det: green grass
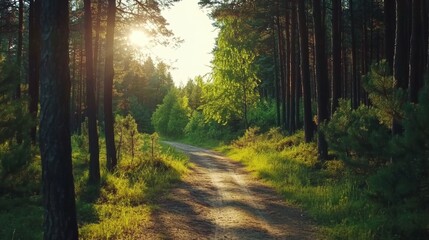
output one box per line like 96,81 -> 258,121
0,134 -> 189,239
222,128 -> 385,239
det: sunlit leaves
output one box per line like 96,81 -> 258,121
201,17 -> 260,126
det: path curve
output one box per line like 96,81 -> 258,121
139,142 -> 320,239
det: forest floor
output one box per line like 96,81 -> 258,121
137,142 -> 320,239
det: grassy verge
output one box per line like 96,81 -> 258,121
222,128 -> 384,239
0,134 -> 189,239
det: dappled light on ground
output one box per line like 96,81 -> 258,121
138,142 -> 318,239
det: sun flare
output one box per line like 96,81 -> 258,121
128,30 -> 148,48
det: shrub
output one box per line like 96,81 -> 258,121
366,84 -> 429,239
151,91 -> 189,138
321,100 -> 391,172
184,111 -> 234,142
247,100 -> 277,131
115,114 -> 143,161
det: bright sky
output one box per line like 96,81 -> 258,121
129,0 -> 218,86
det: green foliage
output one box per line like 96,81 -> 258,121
151,90 -> 189,138
363,60 -> 407,126
247,100 -> 277,131
0,196 -> 43,240
0,151 -> 42,240
0,57 -> 33,177
1,119 -> 189,240
321,100 -> 391,171
114,57 -> 174,132
322,62 -> 429,238
201,17 -> 260,127
115,114 -> 143,161
77,142 -> 189,239
365,84 -> 429,239
129,96 -> 153,133
184,111 -> 234,143
181,77 -> 203,111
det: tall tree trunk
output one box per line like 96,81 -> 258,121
298,0 -> 314,142
71,44 -> 77,133
392,0 -> 410,134
28,0 -> 41,144
384,0 -> 396,70
273,22 -> 281,126
295,44 -> 302,129
277,17 -> 287,130
349,0 -> 359,109
342,31 -> 349,99
104,0 -> 117,171
332,0 -> 342,112
409,0 -> 424,103
285,11 -> 291,131
15,0 -> 23,99
84,0 -> 100,184
94,0 -> 102,118
394,0 -> 410,90
289,3 -> 297,133
422,0 -> 428,72
312,0 -> 329,161
40,0 -> 79,238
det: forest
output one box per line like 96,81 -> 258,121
0,0 -> 428,239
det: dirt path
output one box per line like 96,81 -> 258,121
139,142 -> 320,240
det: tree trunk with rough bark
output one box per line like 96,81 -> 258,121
40,0 -> 79,238
298,0 -> 314,143
104,0 -> 117,171
28,0 -> 41,144
332,0 -> 342,112
84,0 -> 100,184
312,0 -> 330,161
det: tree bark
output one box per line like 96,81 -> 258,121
409,0 -> 424,103
40,0 -> 79,238
332,0 -> 342,112
15,0 -> 23,99
84,0 -> 100,184
349,0 -> 359,109
104,0 -> 118,171
94,0 -> 102,118
277,16 -> 287,130
394,0 -> 410,90
273,22 -> 281,126
28,0 -> 41,144
392,0 -> 410,134
289,2 -> 297,133
384,0 -> 395,70
285,11 -> 291,131
297,0 -> 314,142
312,0 -> 329,161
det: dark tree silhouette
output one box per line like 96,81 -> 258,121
104,0 -> 118,171
289,1 -> 297,134
84,0 -> 100,184
408,0 -> 424,103
39,0 -> 78,238
312,0 -> 329,161
15,0 -> 23,99
331,0 -> 341,112
28,0 -> 40,144
384,0 -> 395,70
297,0 -> 314,143
392,0 -> 410,135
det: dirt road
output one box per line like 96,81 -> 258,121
139,142 -> 319,239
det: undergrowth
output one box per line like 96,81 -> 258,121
224,127 -> 398,240
0,132 -> 189,239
